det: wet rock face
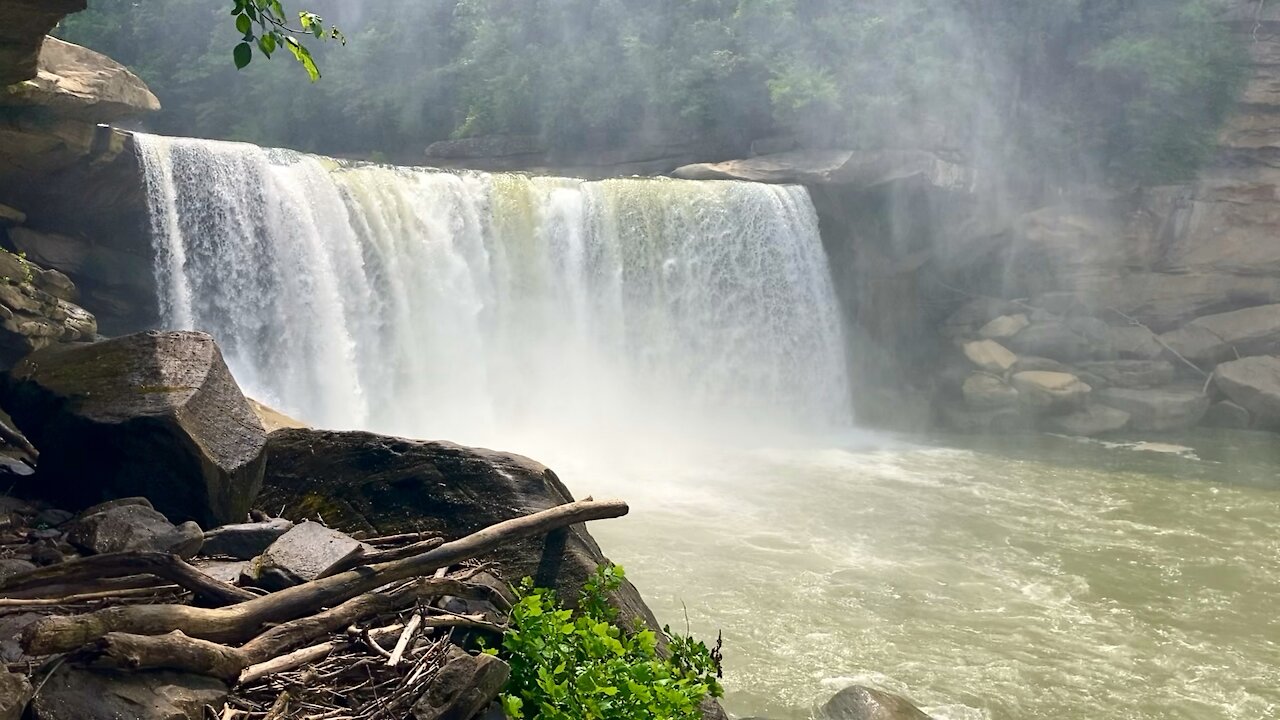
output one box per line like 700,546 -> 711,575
259,428 -> 661,629
0,331 -> 268,525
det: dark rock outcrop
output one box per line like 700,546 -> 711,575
819,685 -> 933,720
65,497 -> 203,558
201,517 -> 293,560
0,331 -> 268,525
27,666 -> 227,720
411,647 -> 511,720
259,428 -> 662,630
0,0 -> 86,86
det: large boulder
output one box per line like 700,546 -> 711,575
978,314 -> 1029,340
258,429 -> 661,630
2,38 -> 159,121
1160,304 -> 1280,367
1075,360 -> 1175,389
1006,321 -> 1095,362
1203,400 -> 1252,429
1097,387 -> 1209,431
962,373 -> 1019,408
1212,356 -> 1280,428
1011,371 -> 1091,413
0,331 -> 267,525
1159,324 -> 1230,366
1042,404 -> 1131,436
26,666 -> 226,720
819,685 -> 933,720
1107,325 -> 1164,360
242,521 -> 366,591
962,340 -> 1017,373
65,498 -> 203,558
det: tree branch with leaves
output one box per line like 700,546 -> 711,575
230,0 -> 344,81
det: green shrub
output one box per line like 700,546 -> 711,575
486,563 -> 723,720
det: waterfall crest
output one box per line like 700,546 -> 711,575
134,133 -> 851,444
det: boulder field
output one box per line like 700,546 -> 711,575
935,296 -> 1280,436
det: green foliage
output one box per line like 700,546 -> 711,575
488,564 -> 723,720
228,0 -> 344,81
56,0 -> 1247,186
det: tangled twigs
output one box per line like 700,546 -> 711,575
23,498 -> 628,655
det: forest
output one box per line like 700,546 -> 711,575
59,0 -> 1245,186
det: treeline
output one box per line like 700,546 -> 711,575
59,0 -> 1245,184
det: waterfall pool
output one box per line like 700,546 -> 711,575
528,428 -> 1280,720
131,132 -> 1280,720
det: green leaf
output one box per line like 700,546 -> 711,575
285,37 -> 321,81
233,42 -> 253,69
235,13 -> 252,36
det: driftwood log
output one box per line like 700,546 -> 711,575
73,576 -> 497,681
24,498 -> 628,655
0,552 -> 256,605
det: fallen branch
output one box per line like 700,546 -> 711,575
0,552 -> 255,606
73,577 -> 499,680
30,499 -> 624,656
1107,307 -> 1208,378
0,417 -> 38,464
385,613 -> 421,668
239,641 -> 338,685
0,585 -> 182,608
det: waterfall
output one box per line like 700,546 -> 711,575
133,133 -> 851,445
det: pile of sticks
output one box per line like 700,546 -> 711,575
0,499 -> 630,720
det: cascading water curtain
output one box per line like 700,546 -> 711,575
134,133 -> 852,444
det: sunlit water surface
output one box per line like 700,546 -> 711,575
522,429 -> 1280,720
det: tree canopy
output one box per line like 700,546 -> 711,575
58,0 -> 1245,187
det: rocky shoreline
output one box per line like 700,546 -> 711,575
935,295 -> 1280,436
0,330 -> 712,720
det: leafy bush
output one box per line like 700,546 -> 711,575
487,564 -> 723,720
